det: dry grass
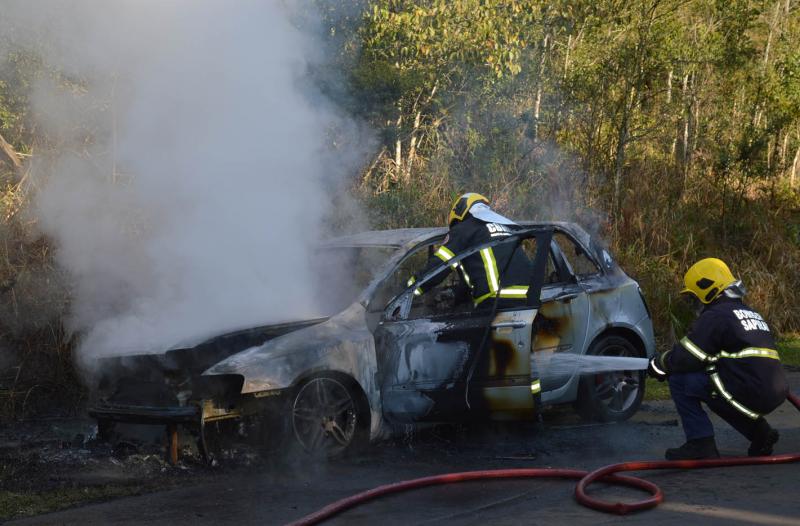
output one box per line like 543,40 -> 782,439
0,166 -> 79,422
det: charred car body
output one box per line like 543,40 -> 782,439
90,223 -> 655,458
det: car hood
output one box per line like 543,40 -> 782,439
203,302 -> 373,392
93,316 -> 330,387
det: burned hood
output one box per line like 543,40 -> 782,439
94,316 -> 329,385
203,302 -> 374,393
163,316 -> 328,354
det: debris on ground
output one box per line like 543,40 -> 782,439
0,417 -> 254,521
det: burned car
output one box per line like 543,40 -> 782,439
90,223 -> 655,459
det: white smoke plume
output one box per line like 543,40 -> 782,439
1,2 -> 368,368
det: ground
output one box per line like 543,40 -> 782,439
2,369 -> 799,526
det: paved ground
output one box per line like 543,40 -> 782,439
8,378 -> 800,526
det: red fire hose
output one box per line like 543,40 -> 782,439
286,392 -> 800,526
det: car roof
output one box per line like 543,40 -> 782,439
322,221 -> 591,250
320,228 -> 447,249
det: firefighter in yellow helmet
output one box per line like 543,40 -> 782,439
407,193 -> 533,309
647,258 -> 788,459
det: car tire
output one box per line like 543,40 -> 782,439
576,335 -> 645,422
289,374 -> 370,457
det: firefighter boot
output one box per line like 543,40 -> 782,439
748,418 -> 779,457
665,437 -> 720,460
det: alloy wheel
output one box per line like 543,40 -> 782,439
291,377 -> 359,456
594,342 -> 642,415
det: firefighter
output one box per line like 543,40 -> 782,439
408,192 -> 533,309
647,258 -> 788,460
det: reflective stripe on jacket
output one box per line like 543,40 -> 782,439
413,216 -> 533,305
663,297 -> 788,418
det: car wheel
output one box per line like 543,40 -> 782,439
290,375 -> 369,457
577,335 -> 645,422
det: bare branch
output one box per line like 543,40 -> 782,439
0,132 -> 22,171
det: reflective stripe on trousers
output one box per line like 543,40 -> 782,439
681,337 -> 777,419
707,367 -> 761,420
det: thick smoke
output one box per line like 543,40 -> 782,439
2,2 -> 367,367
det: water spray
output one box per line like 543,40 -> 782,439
542,354 -> 649,377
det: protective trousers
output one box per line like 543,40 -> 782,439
668,371 -> 761,441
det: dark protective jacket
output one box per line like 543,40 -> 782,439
412,215 -> 533,306
663,296 -> 788,418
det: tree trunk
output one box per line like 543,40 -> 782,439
767,137 -> 773,171
394,113 -> 403,180
613,120 -> 628,217
668,69 -> 678,158
405,110 -> 422,182
678,73 -> 690,171
404,83 -> 437,183
666,69 -> 673,104
613,87 -> 635,217
781,131 -> 789,173
763,23 -> 773,69
532,34 -> 550,142
0,132 -> 22,171
362,146 -> 387,186
689,78 -> 699,176
551,33 -> 573,135
792,142 -> 800,187
763,2 -> 783,70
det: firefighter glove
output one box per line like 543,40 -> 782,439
647,356 -> 669,382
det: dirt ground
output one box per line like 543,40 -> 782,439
4,372 -> 800,526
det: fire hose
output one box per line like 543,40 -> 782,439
286,391 -> 800,525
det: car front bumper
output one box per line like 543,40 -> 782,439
89,402 -> 201,425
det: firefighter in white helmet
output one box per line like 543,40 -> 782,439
648,258 -> 788,459
407,192 -> 533,309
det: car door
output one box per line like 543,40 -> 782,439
373,228 -> 552,423
531,231 -> 593,402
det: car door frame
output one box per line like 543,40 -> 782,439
373,227 -> 553,423
533,230 -> 594,403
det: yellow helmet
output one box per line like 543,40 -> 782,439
681,258 -> 737,304
448,192 -> 489,226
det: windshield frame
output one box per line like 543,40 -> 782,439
381,227 -> 554,321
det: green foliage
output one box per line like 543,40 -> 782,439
362,0 -> 538,81
777,336 -> 800,367
345,0 -> 800,336
351,0 -> 547,190
644,377 -> 671,401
